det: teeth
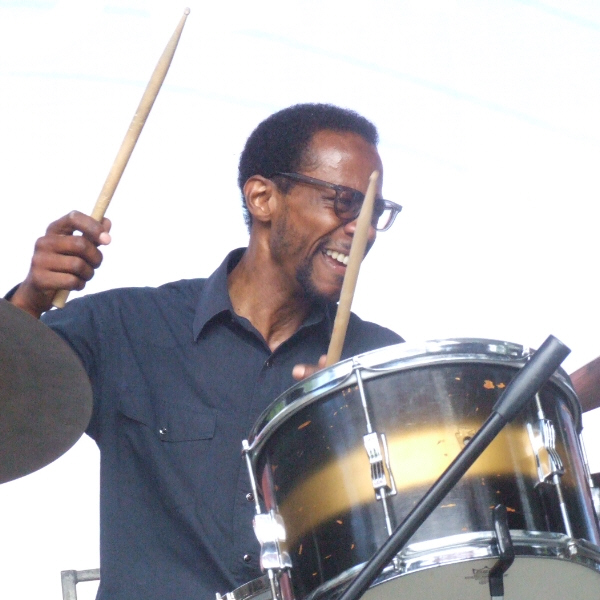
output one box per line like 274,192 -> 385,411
325,249 -> 348,265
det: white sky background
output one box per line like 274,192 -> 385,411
1,0 -> 600,598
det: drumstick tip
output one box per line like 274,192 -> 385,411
184,7 -> 190,15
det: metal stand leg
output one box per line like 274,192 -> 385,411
488,505 -> 515,600
60,568 -> 100,600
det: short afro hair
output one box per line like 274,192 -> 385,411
238,103 -> 379,229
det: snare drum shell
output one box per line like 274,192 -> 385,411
248,340 -> 600,600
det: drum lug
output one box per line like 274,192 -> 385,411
363,432 -> 397,500
527,418 -> 565,484
527,414 -> 574,538
253,510 -> 292,571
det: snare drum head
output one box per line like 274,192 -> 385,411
247,340 -> 600,600
364,555 -> 600,600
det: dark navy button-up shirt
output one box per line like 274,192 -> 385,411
42,249 -> 402,600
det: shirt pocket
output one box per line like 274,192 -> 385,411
159,400 -> 216,442
118,393 -> 216,438
116,392 -> 217,510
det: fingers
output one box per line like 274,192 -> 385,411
10,211 -> 112,318
37,227 -> 105,270
31,240 -> 98,287
292,354 -> 327,381
46,211 -> 112,245
38,212 -> 111,279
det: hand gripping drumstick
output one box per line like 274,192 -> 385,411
52,8 -> 191,308
325,171 -> 379,366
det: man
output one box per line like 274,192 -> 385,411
10,104 -> 403,599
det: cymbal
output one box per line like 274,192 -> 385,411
571,356 -> 600,413
0,300 -> 92,484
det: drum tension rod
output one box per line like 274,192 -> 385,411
355,362 -> 397,500
488,504 -> 515,600
354,362 -> 397,539
242,440 -> 291,600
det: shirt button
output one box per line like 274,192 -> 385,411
265,358 -> 274,368
243,554 -> 252,563
246,492 -> 254,502
158,428 -> 168,437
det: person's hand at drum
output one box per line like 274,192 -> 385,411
292,354 -> 327,381
10,211 -> 111,318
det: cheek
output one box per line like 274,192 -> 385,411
366,230 -> 377,252
271,201 -> 338,262
270,213 -> 307,260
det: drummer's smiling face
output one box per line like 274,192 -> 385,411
270,129 -> 383,303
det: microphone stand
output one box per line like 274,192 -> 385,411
338,334 -> 571,600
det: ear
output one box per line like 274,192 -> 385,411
243,175 -> 279,224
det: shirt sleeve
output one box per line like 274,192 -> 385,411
42,296 -> 105,439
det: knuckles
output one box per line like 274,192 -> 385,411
47,211 -> 107,242
31,234 -> 103,279
66,255 -> 89,277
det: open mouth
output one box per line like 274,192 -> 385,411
324,248 -> 349,266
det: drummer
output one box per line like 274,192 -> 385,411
9,103 -> 403,600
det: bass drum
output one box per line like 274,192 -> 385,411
245,339 -> 600,600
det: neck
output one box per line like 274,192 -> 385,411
228,241 -> 315,352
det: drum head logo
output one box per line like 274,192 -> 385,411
465,566 -> 505,585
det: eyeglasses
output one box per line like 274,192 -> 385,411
270,172 -> 402,232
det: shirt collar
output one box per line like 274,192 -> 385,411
193,248 -> 245,341
192,248 -> 337,342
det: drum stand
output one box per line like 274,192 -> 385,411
488,505 -> 515,600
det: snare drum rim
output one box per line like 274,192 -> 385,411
218,575 -> 271,600
301,531 -> 600,600
246,338 -> 580,464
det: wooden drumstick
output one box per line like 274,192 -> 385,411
325,170 -> 379,366
53,8 -> 191,308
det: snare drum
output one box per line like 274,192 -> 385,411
243,339 -> 600,600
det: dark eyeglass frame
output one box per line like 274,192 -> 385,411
269,172 -> 402,232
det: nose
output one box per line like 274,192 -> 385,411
343,217 -> 377,245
